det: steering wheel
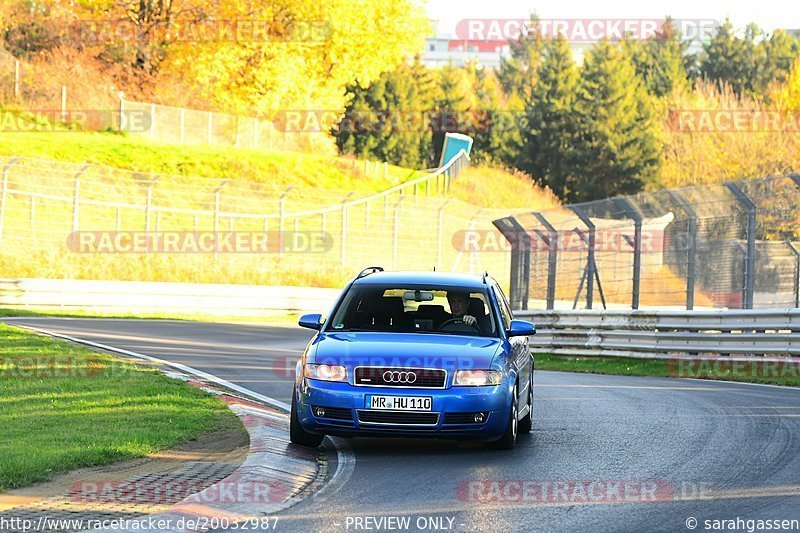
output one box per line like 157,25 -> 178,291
438,317 -> 481,333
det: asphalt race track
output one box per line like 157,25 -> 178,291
8,318 -> 800,533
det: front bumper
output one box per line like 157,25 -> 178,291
296,378 -> 511,440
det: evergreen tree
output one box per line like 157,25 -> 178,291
464,63 -> 510,164
758,29 -> 797,91
699,19 -> 758,95
496,15 -> 544,99
521,34 -> 579,198
335,59 -> 434,168
568,40 -> 661,201
629,18 -> 690,97
431,63 -> 475,163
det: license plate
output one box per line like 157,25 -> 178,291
367,395 -> 432,411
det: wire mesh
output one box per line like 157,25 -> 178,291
500,175 -> 800,310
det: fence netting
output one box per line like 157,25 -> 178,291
495,175 -> 800,310
0,154 -> 513,290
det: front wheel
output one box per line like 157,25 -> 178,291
518,375 -> 533,434
490,384 -> 518,450
290,392 -> 324,448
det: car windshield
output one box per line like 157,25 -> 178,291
326,284 -> 498,337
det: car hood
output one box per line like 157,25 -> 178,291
309,331 -> 502,371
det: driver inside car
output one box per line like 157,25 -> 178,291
445,290 -> 488,333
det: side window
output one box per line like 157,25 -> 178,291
495,285 -> 514,319
492,286 -> 512,330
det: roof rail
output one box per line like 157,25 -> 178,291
482,271 -> 489,284
357,266 -> 384,279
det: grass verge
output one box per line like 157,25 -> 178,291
535,353 -> 800,387
0,324 -> 244,490
0,129 -> 416,191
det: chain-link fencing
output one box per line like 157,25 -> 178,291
493,175 -> 800,310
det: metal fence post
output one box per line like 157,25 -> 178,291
570,206 -> 597,309
668,191 -> 697,310
392,198 -> 404,270
14,60 -> 20,100
253,118 -> 259,148
72,164 -> 91,231
492,216 -> 531,310
787,241 -> 800,308
614,198 -> 643,309
118,92 -> 125,131
278,186 -> 293,259
150,103 -> 156,139
725,182 -> 756,309
61,85 -> 67,122
0,158 -> 19,242
341,192 -> 354,268
436,199 -> 452,269
145,176 -> 161,233
179,108 -> 186,144
532,212 -> 558,310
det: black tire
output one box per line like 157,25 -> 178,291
518,375 -> 533,434
490,384 -> 518,450
290,393 -> 324,448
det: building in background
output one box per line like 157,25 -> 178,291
422,21 -> 511,68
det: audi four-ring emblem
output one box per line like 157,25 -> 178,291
382,370 -> 417,384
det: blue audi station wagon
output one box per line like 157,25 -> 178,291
291,268 -> 536,449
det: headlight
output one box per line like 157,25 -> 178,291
304,363 -> 347,382
453,369 -> 502,386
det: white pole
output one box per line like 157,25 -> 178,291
118,92 -> 125,131
150,103 -> 156,139
61,85 -> 67,122
14,60 -> 20,99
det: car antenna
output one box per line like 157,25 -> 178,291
433,266 -> 436,271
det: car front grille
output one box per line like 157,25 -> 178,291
354,367 -> 446,388
357,410 -> 440,426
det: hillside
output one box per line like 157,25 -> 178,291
0,129 -> 557,210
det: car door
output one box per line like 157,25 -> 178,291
491,284 -> 531,408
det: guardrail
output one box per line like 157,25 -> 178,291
0,278 -> 339,315
516,309 -> 800,360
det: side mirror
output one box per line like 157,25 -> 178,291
507,319 -> 536,337
298,313 -> 323,330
